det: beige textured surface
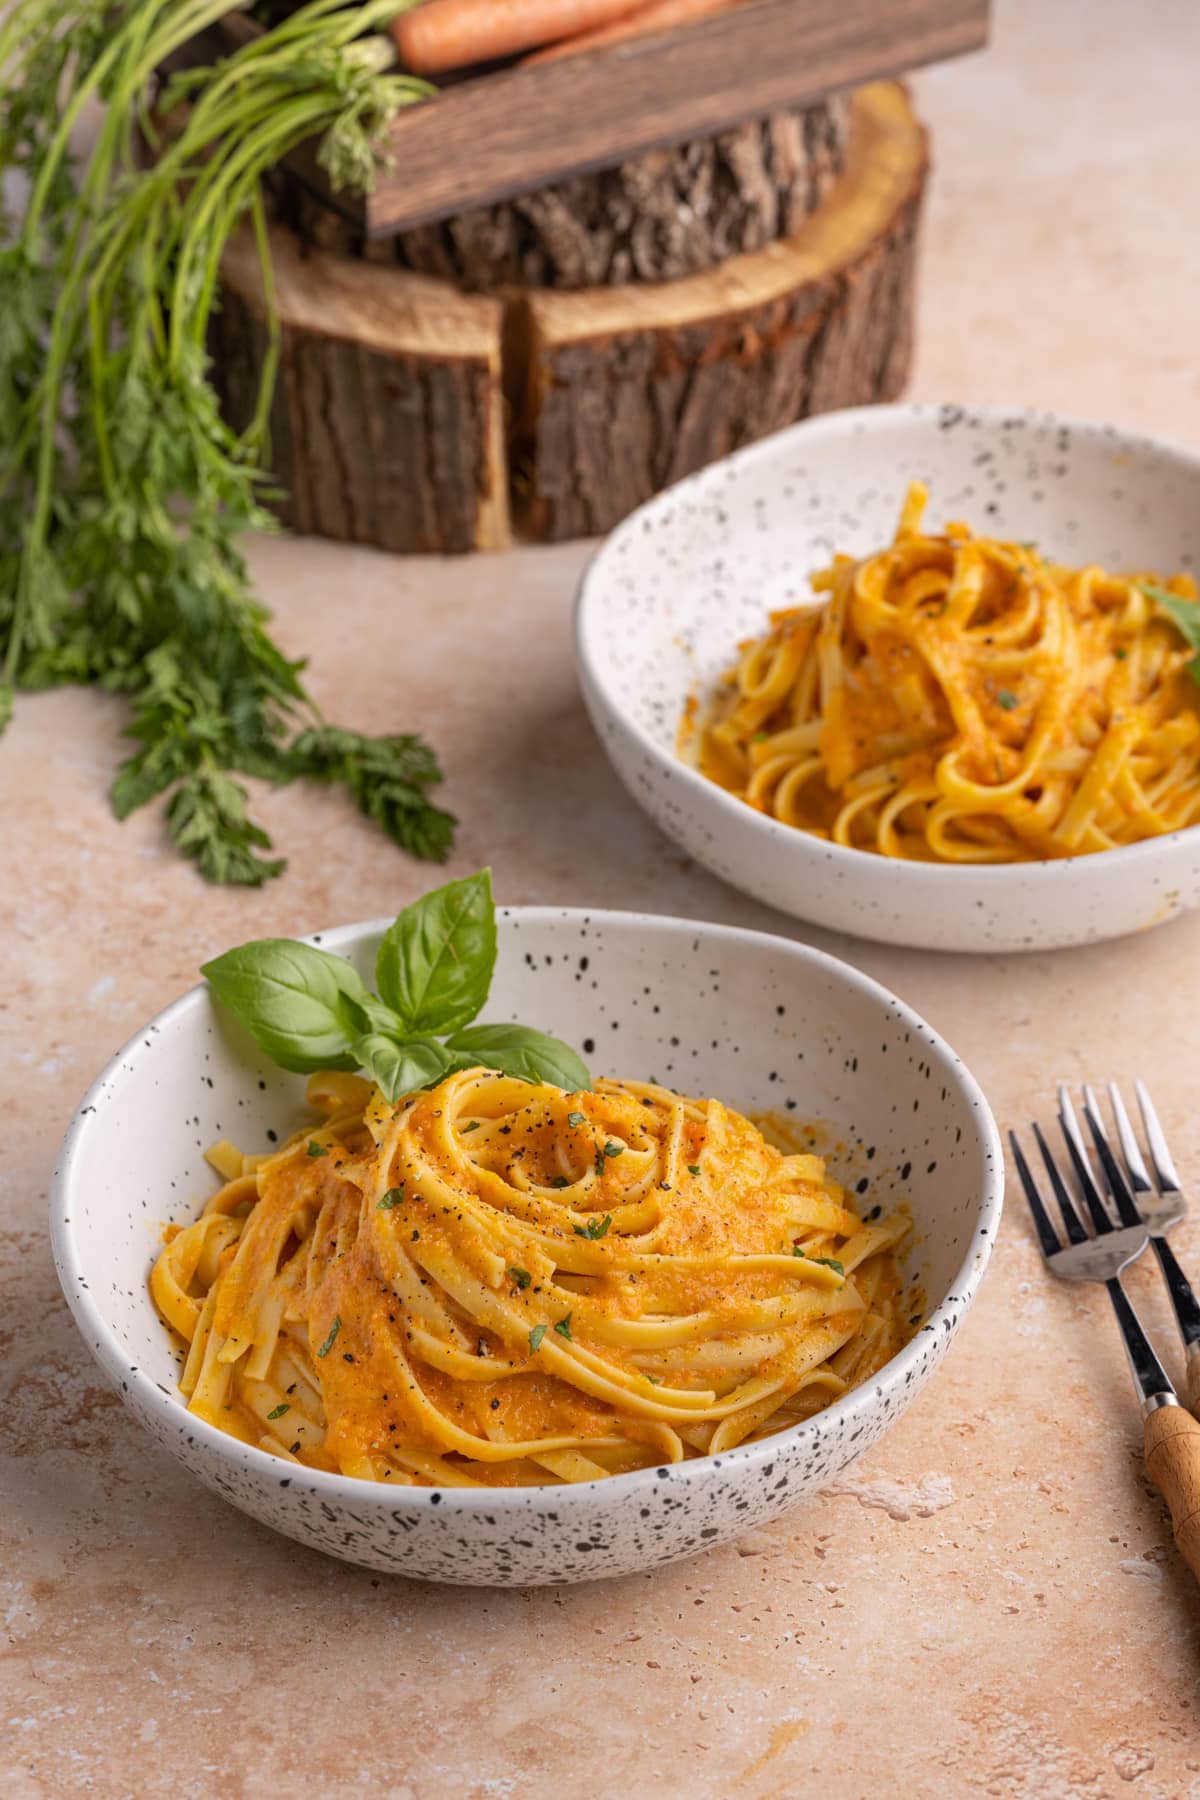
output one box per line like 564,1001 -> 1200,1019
4,1 -> 1200,1794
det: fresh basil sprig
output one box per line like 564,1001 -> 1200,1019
201,870 -> 592,1103
1144,583 -> 1200,685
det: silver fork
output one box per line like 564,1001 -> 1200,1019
1010,1112 -> 1200,1585
1060,1082 -> 1200,1414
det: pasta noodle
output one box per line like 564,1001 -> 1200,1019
691,483 -> 1200,862
151,1067 -> 914,1488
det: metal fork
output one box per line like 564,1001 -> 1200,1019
1011,1112 -> 1200,1585
1060,1082 -> 1200,1415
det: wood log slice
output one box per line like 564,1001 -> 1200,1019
269,93 -> 852,291
395,95 -> 853,290
211,233 -> 508,554
514,81 -> 927,540
211,81 -> 925,553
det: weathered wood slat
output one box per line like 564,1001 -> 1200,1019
364,0 -> 980,233
189,0 -> 983,236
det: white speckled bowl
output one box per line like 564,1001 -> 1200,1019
575,404 -> 1200,952
52,909 -> 1001,1585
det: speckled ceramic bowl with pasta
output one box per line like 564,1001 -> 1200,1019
51,909 -> 1001,1585
575,404 -> 1200,952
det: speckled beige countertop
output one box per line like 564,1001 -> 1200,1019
4,2 -> 1199,1795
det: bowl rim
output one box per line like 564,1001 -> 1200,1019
573,399 -> 1200,887
50,905 -> 1004,1514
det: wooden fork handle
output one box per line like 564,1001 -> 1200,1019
1144,1403 -> 1200,1583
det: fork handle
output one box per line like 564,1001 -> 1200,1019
1149,1236 -> 1200,1411
1144,1402 -> 1200,1584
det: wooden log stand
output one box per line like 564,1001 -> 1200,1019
211,81 -> 928,551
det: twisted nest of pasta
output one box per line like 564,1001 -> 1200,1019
153,1068 -> 911,1487
696,483 -> 1200,861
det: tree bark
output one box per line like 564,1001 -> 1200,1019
513,82 -> 926,539
391,95 -> 852,291
268,95 -> 851,291
211,228 -> 509,555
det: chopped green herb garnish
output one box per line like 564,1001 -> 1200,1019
554,1314 -> 573,1340
752,731 -> 769,743
791,1247 -> 842,1274
567,1112 -> 586,1127
316,1316 -> 342,1357
377,1187 -> 405,1210
647,1374 -> 662,1386
529,1322 -> 547,1353
461,1120 -> 481,1133
267,1403 -> 290,1421
510,1266 -> 532,1290
687,1163 -> 701,1177
550,1176 -> 570,1190
1114,647 -> 1128,660
307,1140 -> 328,1158
996,690 -> 1018,711
603,1141 -> 624,1159
595,1149 -> 606,1177
574,1213 -> 613,1240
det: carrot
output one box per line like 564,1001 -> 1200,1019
391,0 -> 652,74
525,0 -> 746,62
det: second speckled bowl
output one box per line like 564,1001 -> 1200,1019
575,403 -> 1200,951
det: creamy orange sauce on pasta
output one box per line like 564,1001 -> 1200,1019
690,484 -> 1200,862
152,1068 -> 914,1488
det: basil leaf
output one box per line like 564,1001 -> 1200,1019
202,940 -> 370,1074
354,1033 -> 458,1104
446,1022 -> 592,1092
1145,583 -> 1200,683
375,870 -> 496,1036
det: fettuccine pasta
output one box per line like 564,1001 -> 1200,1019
691,483 -> 1200,861
151,1067 -> 913,1487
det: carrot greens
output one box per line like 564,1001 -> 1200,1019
0,0 -> 452,882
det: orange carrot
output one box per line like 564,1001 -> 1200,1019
391,0 -> 651,74
525,0 -> 746,62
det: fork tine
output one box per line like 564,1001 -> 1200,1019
1032,1121 -> 1089,1244
1108,1082 -> 1153,1193
1009,1130 -> 1063,1259
1082,1087 -> 1146,1229
1136,1080 -> 1183,1192
1058,1086 -> 1098,1182
1057,1090 -> 1116,1234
